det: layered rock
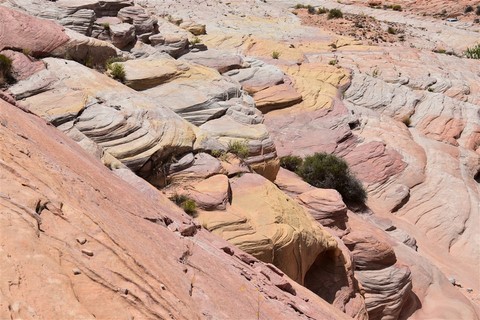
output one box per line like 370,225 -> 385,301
0,6 -> 69,56
179,49 -> 245,73
8,58 -> 196,179
198,173 -> 338,285
0,96 -> 353,320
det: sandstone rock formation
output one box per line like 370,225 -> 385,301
1,0 -> 479,319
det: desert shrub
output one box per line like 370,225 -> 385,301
464,44 -> 480,59
307,5 -> 315,14
296,153 -> 367,204
465,5 -> 473,13
182,199 -> 197,216
227,140 -> 249,159
170,194 -> 197,216
476,6 -> 480,15
101,22 -> 110,31
108,63 -> 126,81
0,54 -> 12,84
387,26 -> 396,34
105,56 -> 127,68
271,51 -> 281,59
279,155 -> 303,172
329,59 -> 338,65
295,4 -> 306,9
317,7 -> 328,14
190,36 -> 201,45
392,4 -> 402,11
328,8 -> 343,19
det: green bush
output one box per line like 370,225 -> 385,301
108,63 -> 126,81
464,44 -> 480,59
296,153 -> 367,204
0,54 -> 12,84
190,36 -> 201,45
295,4 -> 306,9
182,199 -> 197,216
227,140 -> 249,159
280,155 -> 303,172
392,4 -> 402,11
317,7 -> 328,14
271,51 -> 281,59
170,194 -> 197,216
329,59 -> 338,65
387,26 -> 396,34
328,8 -> 343,19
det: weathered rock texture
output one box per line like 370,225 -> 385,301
0,97 -> 353,320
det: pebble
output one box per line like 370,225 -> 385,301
76,237 -> 87,245
72,268 -> 81,275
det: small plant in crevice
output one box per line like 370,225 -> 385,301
170,194 -> 198,217
317,7 -> 328,14
392,4 -> 402,11
0,54 -> 13,85
227,140 -> 249,159
387,26 -> 397,34
101,22 -> 110,31
329,58 -> 338,66
464,44 -> 480,59
108,63 -> 126,81
271,51 -> 281,59
189,36 -> 202,46
22,48 -> 32,56
327,8 -> 343,19
105,56 -> 127,69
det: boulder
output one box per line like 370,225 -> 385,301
297,189 -> 348,231
59,9 -> 95,36
109,23 -> 136,49
117,6 -> 145,23
142,64 -> 241,125
179,20 -> 206,35
186,174 -> 231,210
149,33 -> 189,58
149,18 -> 190,58
119,56 -> 185,90
179,49 -> 245,73
166,153 -> 225,187
224,61 -> 285,94
199,115 -> 279,181
253,83 -> 303,113
0,50 -> 45,82
0,6 -> 69,57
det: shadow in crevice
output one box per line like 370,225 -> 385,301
304,248 -> 350,304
